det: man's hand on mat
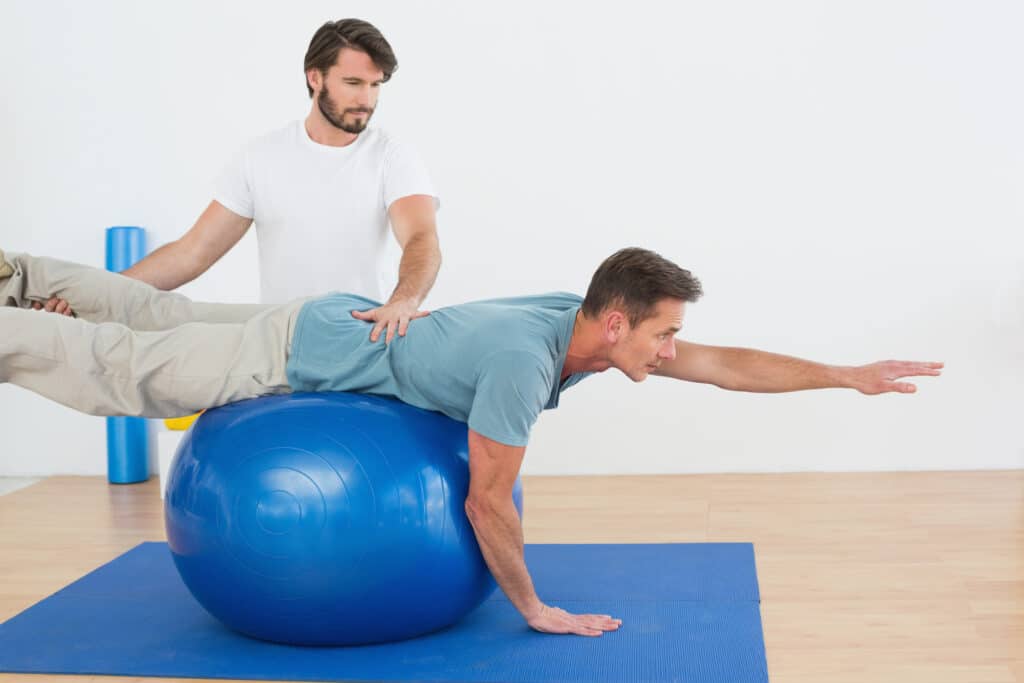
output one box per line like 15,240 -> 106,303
351,298 -> 429,344
526,604 -> 622,637
848,360 -> 944,395
32,297 -> 75,316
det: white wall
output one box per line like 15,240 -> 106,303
1,0 -> 1021,476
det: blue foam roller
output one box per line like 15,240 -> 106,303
105,416 -> 149,484
105,226 -> 146,271
104,226 -> 149,484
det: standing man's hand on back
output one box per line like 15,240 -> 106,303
351,298 -> 430,344
351,194 -> 440,343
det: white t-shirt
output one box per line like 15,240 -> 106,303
214,121 -> 439,304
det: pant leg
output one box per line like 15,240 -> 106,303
0,250 -> 274,330
0,300 -> 303,418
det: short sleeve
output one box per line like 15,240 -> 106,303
382,138 -> 440,211
467,351 -> 552,447
213,147 -> 255,219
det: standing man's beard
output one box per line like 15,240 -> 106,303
318,83 -> 374,134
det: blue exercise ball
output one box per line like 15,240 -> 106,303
164,392 -> 523,646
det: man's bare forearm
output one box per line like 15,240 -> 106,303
388,232 -> 440,306
465,497 -> 543,620
121,241 -> 201,291
714,347 -> 852,392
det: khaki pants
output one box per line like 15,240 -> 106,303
0,251 -> 304,418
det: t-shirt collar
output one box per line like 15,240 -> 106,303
298,120 -> 368,156
546,305 -> 583,410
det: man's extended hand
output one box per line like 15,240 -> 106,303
849,360 -> 944,395
350,298 -> 429,344
32,297 -> 74,316
526,604 -> 622,637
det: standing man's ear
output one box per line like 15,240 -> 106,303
306,69 -> 322,95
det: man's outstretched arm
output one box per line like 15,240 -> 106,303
464,429 -> 621,636
652,340 -> 943,394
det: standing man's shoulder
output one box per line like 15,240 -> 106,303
214,121 -> 305,221
364,128 -> 440,211
342,126 -> 415,160
233,121 -> 305,156
368,127 -> 413,154
217,121 -> 306,187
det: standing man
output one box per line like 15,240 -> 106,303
40,19 -> 441,344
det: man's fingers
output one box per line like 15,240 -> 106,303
889,360 -> 943,375
571,613 -> 620,634
581,615 -> 621,631
352,307 -> 426,339
886,381 -> 916,394
900,362 -> 943,376
574,627 -> 603,637
31,297 -> 75,316
572,617 -> 607,636
529,607 -> 621,637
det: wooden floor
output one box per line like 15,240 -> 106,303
0,471 -> 1021,683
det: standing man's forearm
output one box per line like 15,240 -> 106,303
121,240 -> 203,290
123,200 -> 253,291
351,195 -> 442,343
387,230 -> 440,306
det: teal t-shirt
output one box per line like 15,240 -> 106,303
285,292 -> 592,446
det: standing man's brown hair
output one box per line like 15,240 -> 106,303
304,19 -> 398,96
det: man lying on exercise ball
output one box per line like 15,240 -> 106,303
0,247 -> 942,638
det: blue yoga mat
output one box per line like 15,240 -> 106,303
0,542 -> 768,682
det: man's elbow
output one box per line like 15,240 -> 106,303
465,493 -> 505,528
464,495 -> 489,525
711,373 -> 740,391
406,228 -> 441,257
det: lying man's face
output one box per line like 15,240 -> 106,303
612,298 -> 685,382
